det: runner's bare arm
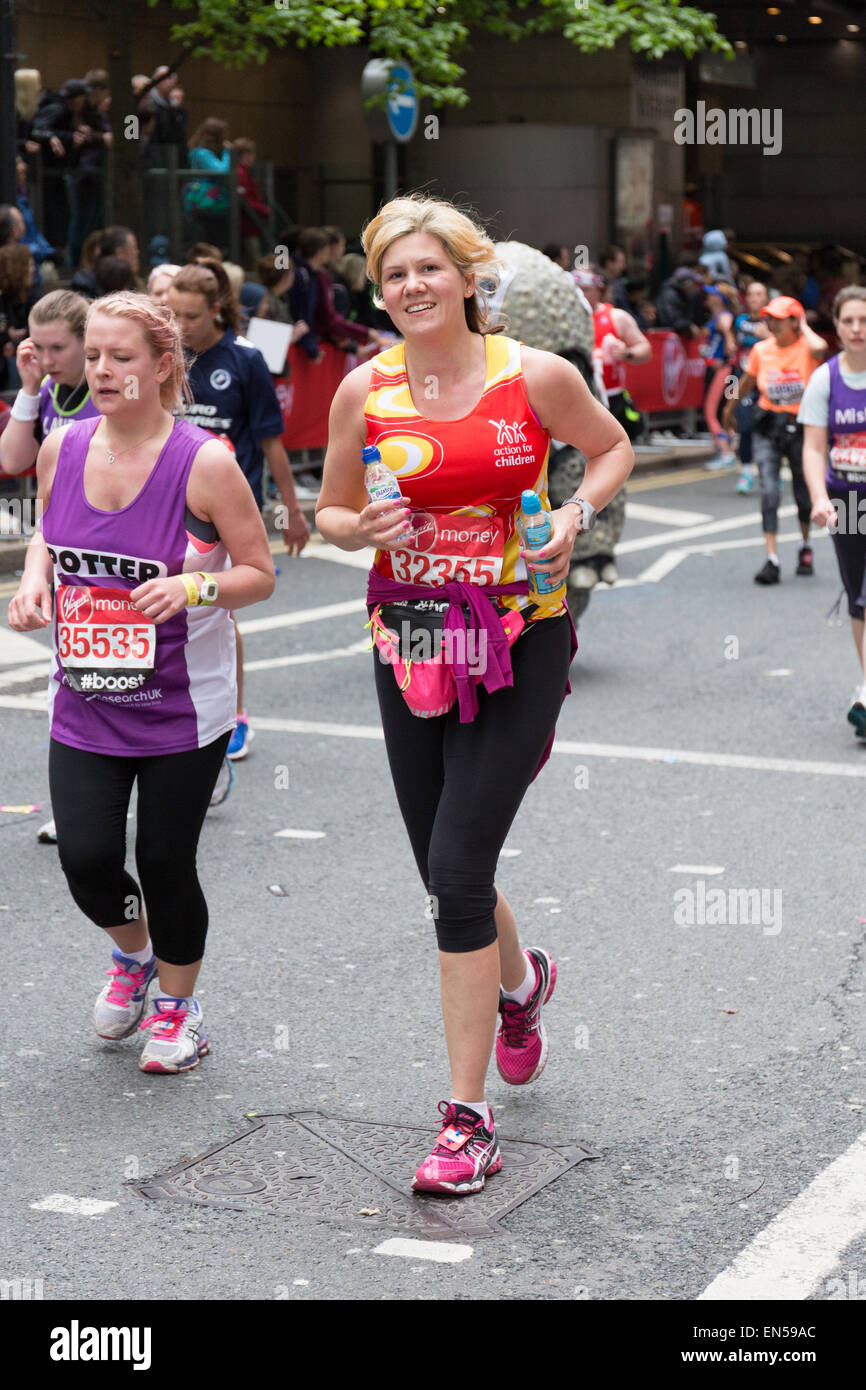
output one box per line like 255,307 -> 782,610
803,423 -> 836,525
611,308 -> 651,363
7,430 -> 64,630
316,362 -> 412,552
521,346 -> 634,514
131,439 -> 275,622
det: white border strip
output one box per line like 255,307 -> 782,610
700,1131 -> 866,1300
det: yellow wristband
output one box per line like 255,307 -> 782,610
180,573 -> 200,606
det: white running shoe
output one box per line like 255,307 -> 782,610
208,756 -> 235,808
37,818 -> 57,844
139,996 -> 209,1073
94,948 -> 159,1039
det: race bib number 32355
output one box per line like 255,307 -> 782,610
57,585 -> 156,694
390,512 -> 505,586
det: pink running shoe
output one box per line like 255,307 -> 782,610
412,1102 -> 501,1195
139,996 -> 209,1074
496,946 -> 557,1085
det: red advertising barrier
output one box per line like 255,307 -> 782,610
624,330 -> 706,412
276,343 -> 359,450
273,331 -> 706,448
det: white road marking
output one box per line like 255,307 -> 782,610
552,739 -> 866,779
0,661 -> 50,688
0,693 -> 45,711
374,1237 -> 473,1263
245,718 -> 866,779
699,1130 -> 866,1300
245,640 -> 370,672
29,1194 -> 119,1217
0,628 -> 50,666
634,550 -> 689,584
669,864 -> 725,876
238,598 -> 366,635
274,828 -> 326,839
302,543 -> 376,571
618,504 -> 798,555
625,501 -> 713,527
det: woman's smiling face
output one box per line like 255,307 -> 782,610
379,232 -> 473,336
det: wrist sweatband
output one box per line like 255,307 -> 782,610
10,390 -> 40,422
180,573 -> 200,606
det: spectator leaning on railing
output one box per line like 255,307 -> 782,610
185,119 -> 231,249
235,139 -> 271,266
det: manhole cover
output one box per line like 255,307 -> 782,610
133,1112 -> 598,1238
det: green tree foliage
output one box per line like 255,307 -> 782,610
155,1 -> 731,105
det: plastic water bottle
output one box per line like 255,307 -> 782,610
517,489 -> 558,596
363,444 -> 411,541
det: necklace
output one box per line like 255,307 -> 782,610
102,425 -> 165,465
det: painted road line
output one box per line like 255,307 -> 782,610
628,466 -> 734,493
253,715 -> 384,741
238,598 -> 366,635
680,530 -> 821,556
625,501 -> 713,527
669,864 -> 725,876
246,718 -> 866,779
302,543 -> 376,571
617,505 -> 798,556
633,550 -> 689,585
0,693 -> 45,711
0,661 -> 50,688
274,828 -> 326,839
374,1237 -> 473,1263
244,640 -> 370,672
0,628 -> 50,666
552,739 -> 866,779
30,1194 -> 119,1217
699,1130 -> 866,1300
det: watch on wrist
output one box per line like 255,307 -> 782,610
563,496 -> 597,532
195,572 -> 219,605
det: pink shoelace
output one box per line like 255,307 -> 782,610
499,996 -> 534,1049
104,962 -> 147,1007
140,1005 -> 187,1040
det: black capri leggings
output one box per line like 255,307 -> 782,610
48,733 -> 230,966
374,613 -> 574,953
829,488 -> 866,618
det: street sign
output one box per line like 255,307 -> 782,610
361,58 -> 419,145
386,62 -> 418,143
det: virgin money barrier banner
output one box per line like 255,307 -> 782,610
624,331 -> 705,412
277,344 -> 358,449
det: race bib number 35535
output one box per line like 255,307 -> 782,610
56,585 -> 156,694
390,512 -> 505,586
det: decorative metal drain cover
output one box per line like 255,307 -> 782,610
133,1112 -> 598,1238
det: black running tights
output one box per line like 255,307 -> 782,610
48,734 -> 230,966
373,614 -> 574,953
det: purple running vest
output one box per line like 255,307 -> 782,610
42,415 -> 236,756
826,354 -> 866,491
38,376 -> 100,436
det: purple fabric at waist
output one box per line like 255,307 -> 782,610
366,568 -> 577,778
366,570 -> 530,722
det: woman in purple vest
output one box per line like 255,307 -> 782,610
801,286 -> 866,738
7,291 -> 275,1072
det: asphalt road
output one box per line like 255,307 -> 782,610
2,462 -> 865,1310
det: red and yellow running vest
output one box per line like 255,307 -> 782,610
363,334 -> 566,618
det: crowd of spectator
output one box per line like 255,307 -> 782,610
12,65 -> 285,274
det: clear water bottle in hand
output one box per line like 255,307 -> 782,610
516,489 -> 558,596
363,445 -> 411,540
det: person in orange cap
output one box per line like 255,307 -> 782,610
722,296 -> 827,583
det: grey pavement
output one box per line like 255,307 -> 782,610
1,464 -> 865,1306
